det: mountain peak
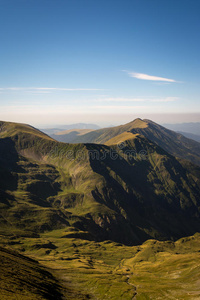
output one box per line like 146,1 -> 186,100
126,118 -> 148,129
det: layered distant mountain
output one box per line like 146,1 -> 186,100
52,118 -> 200,167
163,122 -> 200,135
51,128 -> 95,143
41,123 -> 100,135
177,131 -> 200,142
0,119 -> 200,246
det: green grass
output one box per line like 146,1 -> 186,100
1,231 -> 200,299
0,246 -> 64,300
1,119 -> 200,298
1,119 -> 200,246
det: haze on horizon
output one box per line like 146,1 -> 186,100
0,0 -> 200,127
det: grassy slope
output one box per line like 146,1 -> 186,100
0,246 -> 64,300
71,118 -> 148,144
0,120 -> 200,299
87,136 -> 200,242
0,120 -> 200,245
105,132 -> 138,145
0,121 -> 124,242
122,233 -> 200,299
0,121 -> 53,141
1,231 -> 199,299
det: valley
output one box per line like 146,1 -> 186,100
0,119 -> 200,299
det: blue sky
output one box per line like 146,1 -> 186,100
0,0 -> 200,126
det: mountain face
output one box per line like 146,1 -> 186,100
0,120 -> 200,245
65,118 -> 200,166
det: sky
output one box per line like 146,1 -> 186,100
0,0 -> 200,127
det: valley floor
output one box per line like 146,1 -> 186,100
1,230 -> 200,299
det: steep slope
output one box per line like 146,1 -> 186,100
86,136 -> 200,242
0,120 -> 200,245
0,246 -> 64,299
0,121 -> 53,141
71,118 -> 148,144
71,118 -> 200,166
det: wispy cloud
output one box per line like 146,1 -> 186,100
95,97 -> 144,102
94,105 -> 147,110
151,97 -> 179,102
94,97 -> 179,103
0,87 -> 103,92
124,71 -> 177,83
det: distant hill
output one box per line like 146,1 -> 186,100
177,131 -> 200,142
51,128 -> 95,143
0,119 -> 200,246
67,118 -> 200,166
41,123 -> 100,135
163,122 -> 200,135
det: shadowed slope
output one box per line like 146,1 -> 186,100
0,246 -> 63,299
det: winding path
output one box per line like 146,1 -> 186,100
126,275 -> 137,300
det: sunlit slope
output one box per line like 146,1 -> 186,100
4,231 -> 200,300
72,118 -> 200,166
121,233 -> 200,299
71,118 -> 148,144
0,120 -> 200,245
105,131 -> 138,145
0,121 -> 53,140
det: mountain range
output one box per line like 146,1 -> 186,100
1,118 -> 200,299
41,123 -> 100,135
49,118 -> 200,167
177,131 -> 200,142
163,122 -> 200,135
0,118 -> 200,246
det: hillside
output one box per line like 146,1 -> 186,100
1,119 -> 200,299
0,120 -> 200,246
0,246 -> 63,299
69,118 -> 200,166
0,121 -> 53,141
70,118 -> 148,144
1,232 -> 200,299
